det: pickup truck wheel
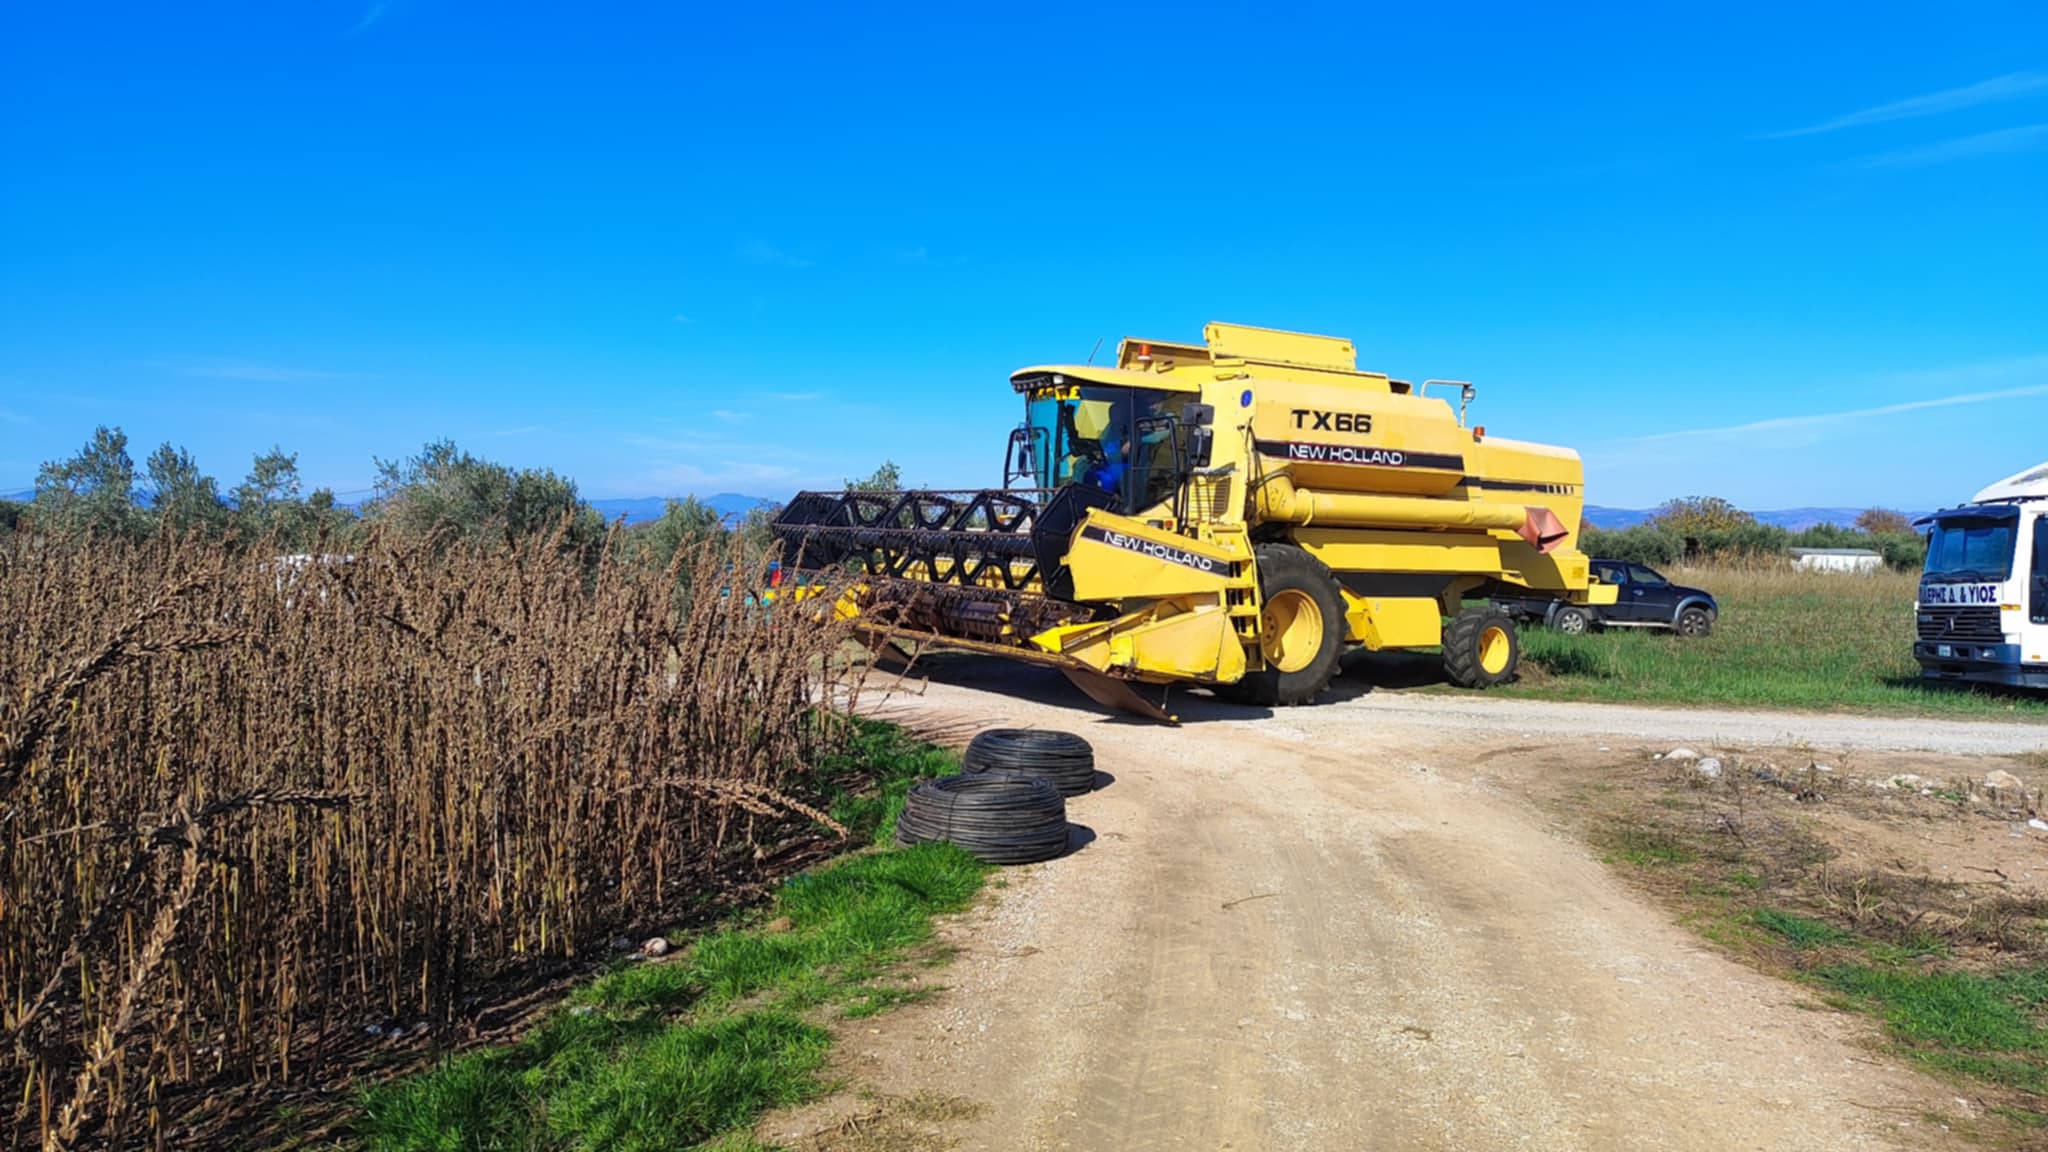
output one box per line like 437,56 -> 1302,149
1443,608 -> 1519,689
1553,606 -> 1592,635
1676,606 -> 1713,638
1235,544 -> 1346,707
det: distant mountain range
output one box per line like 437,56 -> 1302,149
1583,506 -> 1926,532
589,493 -> 778,525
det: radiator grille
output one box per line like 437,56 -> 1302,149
1185,474 -> 1235,522
1916,604 -> 2004,642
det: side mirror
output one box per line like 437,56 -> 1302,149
1182,402 -> 1215,427
1005,426 -> 1035,486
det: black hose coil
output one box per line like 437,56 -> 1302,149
895,773 -> 1069,865
962,729 -> 1096,797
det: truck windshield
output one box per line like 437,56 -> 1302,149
1023,386 -> 1185,514
1924,517 -> 2018,582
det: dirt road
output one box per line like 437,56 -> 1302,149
1324,690 -> 2048,756
771,663 -> 2031,1151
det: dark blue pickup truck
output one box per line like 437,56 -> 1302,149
1494,559 -> 1719,637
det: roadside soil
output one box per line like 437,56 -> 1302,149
761,658 -> 2048,1152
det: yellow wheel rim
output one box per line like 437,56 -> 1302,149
1260,589 -> 1324,674
1478,624 -> 1512,675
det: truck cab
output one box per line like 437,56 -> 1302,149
1914,462 -> 2048,689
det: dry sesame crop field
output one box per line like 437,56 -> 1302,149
0,529 -> 888,1150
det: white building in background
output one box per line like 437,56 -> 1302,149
1788,547 -> 1882,574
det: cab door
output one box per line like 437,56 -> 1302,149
2032,516 -> 2048,627
1622,564 -> 1679,623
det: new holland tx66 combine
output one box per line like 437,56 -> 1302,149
773,322 -> 1615,719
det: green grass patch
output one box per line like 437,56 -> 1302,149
1479,566 -> 2048,719
360,1011 -> 828,1152
1813,966 -> 2048,1056
360,722 -> 984,1151
1752,908 -> 1850,950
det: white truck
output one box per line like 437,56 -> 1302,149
1914,461 -> 2048,690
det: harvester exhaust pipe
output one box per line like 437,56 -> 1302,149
1254,475 -> 1569,553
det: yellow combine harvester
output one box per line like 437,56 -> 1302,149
774,322 -> 1615,719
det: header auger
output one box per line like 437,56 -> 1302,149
773,321 -> 1616,720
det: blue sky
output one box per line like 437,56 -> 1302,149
2,2 -> 2043,510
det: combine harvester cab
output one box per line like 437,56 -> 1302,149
1913,462 -> 2048,690
773,322 -> 1616,720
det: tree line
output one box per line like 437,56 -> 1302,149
7,433 -> 1916,574
1582,495 -> 1926,570
0,425 -> 909,567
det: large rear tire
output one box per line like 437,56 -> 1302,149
1443,608 -> 1520,688
1233,544 -> 1347,707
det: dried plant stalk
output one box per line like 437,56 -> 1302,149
0,527 -> 864,1147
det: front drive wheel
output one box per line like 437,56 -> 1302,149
1552,606 -> 1593,635
1676,606 -> 1713,638
1233,544 -> 1347,707
1443,608 -> 1520,688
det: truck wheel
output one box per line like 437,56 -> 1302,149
1676,606 -> 1712,638
1235,544 -> 1347,707
1552,606 -> 1592,635
1443,608 -> 1519,688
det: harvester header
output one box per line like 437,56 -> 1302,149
775,321 -> 1614,719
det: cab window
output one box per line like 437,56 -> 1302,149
1627,564 -> 1669,587
1592,562 -> 1624,585
1023,385 -> 1186,514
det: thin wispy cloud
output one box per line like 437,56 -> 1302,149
1764,71 -> 2048,138
1620,380 -> 2048,445
710,409 -> 749,424
738,240 -> 814,269
672,313 -> 696,325
762,390 -> 822,402
344,2 -> 389,36
1856,123 -> 2048,168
